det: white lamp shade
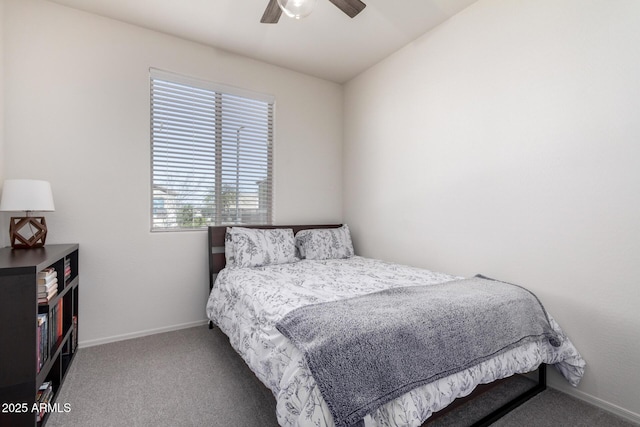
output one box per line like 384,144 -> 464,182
0,179 -> 55,212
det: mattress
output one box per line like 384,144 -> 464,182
206,256 -> 585,427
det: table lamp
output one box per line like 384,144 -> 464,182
0,179 -> 55,249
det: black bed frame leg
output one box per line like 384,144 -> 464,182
208,321 -> 213,329
471,364 -> 547,426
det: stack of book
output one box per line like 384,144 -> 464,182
37,313 -> 48,372
38,267 -> 58,304
64,258 -> 72,283
35,381 -> 53,422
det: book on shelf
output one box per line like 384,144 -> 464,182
38,278 -> 58,293
37,313 -> 48,372
37,286 -> 58,304
36,381 -> 53,422
50,304 -> 57,350
38,267 -> 56,277
37,269 -> 57,285
38,267 -> 56,279
57,300 -> 64,341
37,281 -> 58,297
48,301 -> 64,348
72,315 -> 78,351
64,258 -> 72,282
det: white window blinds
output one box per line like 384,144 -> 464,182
150,69 -> 274,231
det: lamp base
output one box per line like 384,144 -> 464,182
9,216 -> 48,249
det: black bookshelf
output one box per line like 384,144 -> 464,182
0,244 -> 79,427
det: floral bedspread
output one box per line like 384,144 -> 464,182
206,256 -> 585,427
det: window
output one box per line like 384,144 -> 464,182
150,69 -> 274,231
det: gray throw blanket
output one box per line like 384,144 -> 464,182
276,275 -> 561,427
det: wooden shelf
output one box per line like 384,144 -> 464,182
0,244 -> 79,427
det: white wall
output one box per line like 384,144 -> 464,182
344,0 -> 640,422
3,0 -> 342,345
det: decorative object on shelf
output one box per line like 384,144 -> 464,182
0,179 -> 55,249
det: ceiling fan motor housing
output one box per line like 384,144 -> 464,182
261,0 -> 366,24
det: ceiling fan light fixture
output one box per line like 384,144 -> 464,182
277,0 -> 317,19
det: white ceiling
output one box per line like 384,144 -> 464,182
47,0 -> 479,83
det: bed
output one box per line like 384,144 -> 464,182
205,224 -> 585,427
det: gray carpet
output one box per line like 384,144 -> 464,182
47,325 -> 637,427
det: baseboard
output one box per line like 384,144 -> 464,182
78,319 -> 209,348
549,385 -> 640,425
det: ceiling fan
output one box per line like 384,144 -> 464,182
261,0 -> 366,24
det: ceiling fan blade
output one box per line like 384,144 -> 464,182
261,0 -> 282,23
327,0 -> 366,18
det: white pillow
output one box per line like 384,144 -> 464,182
228,227 -> 298,268
295,225 -> 354,260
